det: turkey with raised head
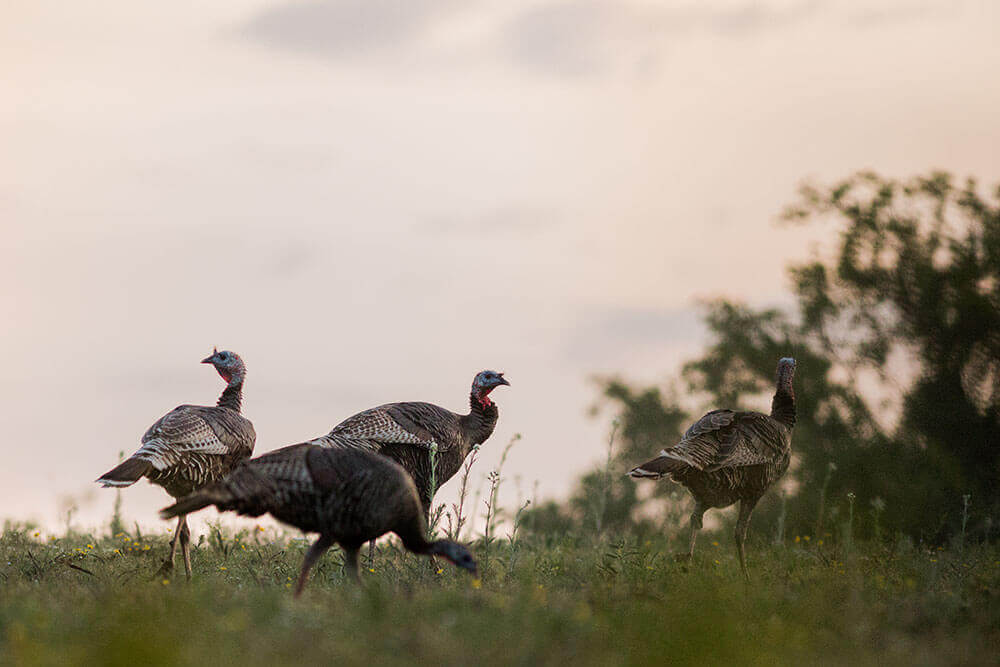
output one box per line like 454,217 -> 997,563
160,444 -> 479,596
628,357 -> 796,579
311,370 -> 510,517
96,349 -> 256,578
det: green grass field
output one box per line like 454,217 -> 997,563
1,522 -> 997,666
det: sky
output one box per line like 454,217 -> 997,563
3,0 -> 999,533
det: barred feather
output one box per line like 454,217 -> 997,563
95,352 -> 256,499
96,458 -> 153,487
628,358 -> 797,577
311,372 -> 507,514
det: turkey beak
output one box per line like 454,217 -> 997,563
497,376 -> 510,387
201,354 -> 216,364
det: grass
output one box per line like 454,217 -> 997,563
1,523 -> 998,666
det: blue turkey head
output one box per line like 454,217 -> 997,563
202,348 -> 245,383
435,541 -> 478,576
473,370 -> 510,394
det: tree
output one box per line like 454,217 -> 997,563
785,172 -> 1000,531
570,172 -> 1000,542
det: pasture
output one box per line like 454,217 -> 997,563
1,521 -> 997,665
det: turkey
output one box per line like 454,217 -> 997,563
96,349 -> 255,578
159,444 -> 479,596
628,357 -> 796,579
311,370 -> 510,517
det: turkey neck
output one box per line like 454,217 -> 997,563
216,373 -> 244,412
397,524 -> 451,558
393,509 -> 436,554
770,378 -> 795,428
460,390 -> 499,446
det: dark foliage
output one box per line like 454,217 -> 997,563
528,172 -> 1000,542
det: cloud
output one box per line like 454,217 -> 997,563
844,1 -> 948,28
500,0 -> 828,78
504,3 -> 621,77
242,0 -> 459,58
239,0 -> 825,70
240,0 -> 954,77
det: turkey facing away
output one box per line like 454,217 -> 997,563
310,370 -> 510,517
160,444 -> 479,596
96,349 -> 255,578
628,357 -> 796,579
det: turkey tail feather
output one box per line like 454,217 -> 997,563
627,455 -> 686,480
96,457 -> 153,488
160,485 -> 231,520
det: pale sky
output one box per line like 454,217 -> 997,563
3,0 -> 999,533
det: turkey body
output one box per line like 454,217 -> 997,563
138,404 -> 256,498
629,358 -> 796,578
667,410 -> 792,511
161,444 -> 478,595
95,349 -> 255,577
177,445 -> 423,540
317,401 -> 490,513
311,371 -> 508,516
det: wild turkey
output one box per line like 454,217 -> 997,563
311,370 -> 510,517
96,349 -> 255,578
628,357 -> 796,579
159,444 -> 479,596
